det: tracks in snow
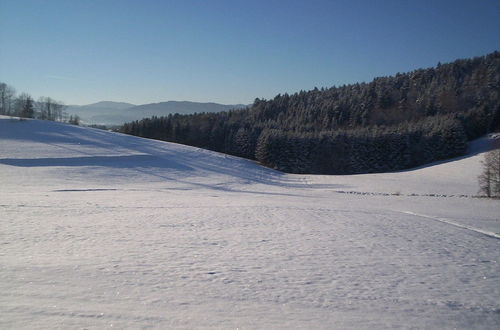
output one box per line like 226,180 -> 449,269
401,211 -> 500,240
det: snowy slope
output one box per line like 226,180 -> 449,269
0,116 -> 282,190
1,117 -> 499,329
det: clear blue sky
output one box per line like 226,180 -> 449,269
0,0 -> 498,105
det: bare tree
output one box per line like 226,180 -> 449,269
478,140 -> 500,197
0,82 -> 16,115
37,96 -> 66,121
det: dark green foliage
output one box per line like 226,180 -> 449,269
248,116 -> 467,174
120,51 -> 499,174
20,96 -> 34,119
68,115 -> 80,125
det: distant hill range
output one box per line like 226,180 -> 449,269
66,101 -> 247,126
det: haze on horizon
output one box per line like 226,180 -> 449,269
0,0 -> 498,106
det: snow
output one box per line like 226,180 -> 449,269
1,116 -> 499,329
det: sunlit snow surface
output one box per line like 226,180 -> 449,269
1,117 -> 499,329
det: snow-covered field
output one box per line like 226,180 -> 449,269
1,116 -> 499,329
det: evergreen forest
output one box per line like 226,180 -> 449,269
120,52 -> 499,174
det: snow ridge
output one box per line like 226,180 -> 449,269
402,211 -> 500,239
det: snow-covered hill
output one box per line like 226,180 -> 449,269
1,117 -> 498,329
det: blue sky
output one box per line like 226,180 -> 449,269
0,0 -> 498,105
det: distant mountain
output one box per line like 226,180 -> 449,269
66,101 -> 136,125
79,101 -> 136,110
66,101 -> 247,126
127,101 -> 247,115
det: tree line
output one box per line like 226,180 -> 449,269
0,82 -> 80,124
120,51 -> 499,174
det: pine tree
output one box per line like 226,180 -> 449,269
17,94 -> 35,118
